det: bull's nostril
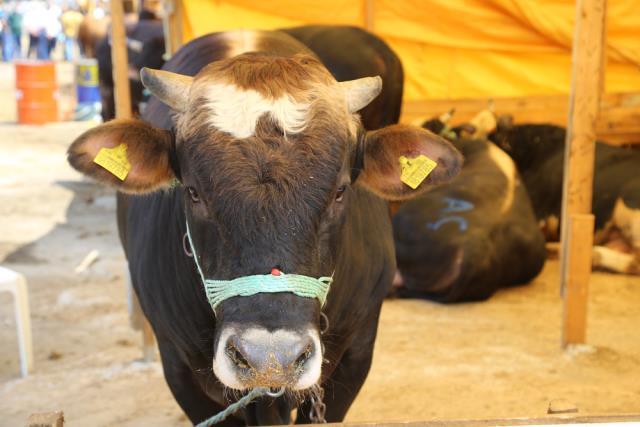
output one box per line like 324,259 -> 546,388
294,344 -> 313,371
226,344 -> 250,370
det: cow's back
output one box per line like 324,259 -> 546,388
490,124 -> 640,230
283,25 -> 403,129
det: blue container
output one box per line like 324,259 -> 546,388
76,59 -> 100,104
77,85 -> 101,103
75,59 -> 101,121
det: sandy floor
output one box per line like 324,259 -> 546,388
0,64 -> 639,426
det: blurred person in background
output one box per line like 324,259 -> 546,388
8,3 -> 23,59
24,3 -> 47,59
61,6 -> 83,61
0,12 -> 5,61
44,2 -> 62,59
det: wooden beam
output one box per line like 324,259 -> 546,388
363,0 -> 375,33
321,414 -> 640,426
110,0 -> 132,119
400,93 -> 640,146
559,0 -> 606,346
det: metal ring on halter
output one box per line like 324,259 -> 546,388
319,312 -> 330,335
183,233 -> 193,257
265,387 -> 285,398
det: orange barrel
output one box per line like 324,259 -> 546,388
15,61 -> 59,125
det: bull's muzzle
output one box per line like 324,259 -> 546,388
213,327 -> 322,390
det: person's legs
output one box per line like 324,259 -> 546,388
2,30 -> 15,61
47,36 -> 56,58
36,31 -> 48,59
64,36 -> 74,61
28,34 -> 36,58
14,32 -> 21,58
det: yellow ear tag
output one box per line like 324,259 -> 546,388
93,144 -> 131,181
399,155 -> 438,190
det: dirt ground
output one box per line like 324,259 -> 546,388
0,63 -> 639,426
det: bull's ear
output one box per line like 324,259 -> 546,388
67,119 -> 175,194
358,124 -> 463,200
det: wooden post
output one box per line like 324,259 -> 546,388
142,316 -> 156,361
559,0 -> 606,347
163,0 -> 184,58
363,0 -> 375,33
562,214 -> 595,345
125,264 -> 156,362
109,0 -> 132,119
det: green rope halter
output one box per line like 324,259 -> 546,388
185,221 -> 332,311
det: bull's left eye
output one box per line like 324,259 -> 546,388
187,187 -> 200,203
335,185 -> 347,202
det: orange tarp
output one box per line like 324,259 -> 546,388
180,0 -> 640,101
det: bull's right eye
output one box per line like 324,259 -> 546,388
335,185 -> 347,202
187,187 -> 200,203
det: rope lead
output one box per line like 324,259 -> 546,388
195,387 -> 284,426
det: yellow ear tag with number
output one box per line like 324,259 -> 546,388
93,144 -> 131,181
399,155 -> 437,189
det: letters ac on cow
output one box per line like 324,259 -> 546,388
66,30 -> 462,425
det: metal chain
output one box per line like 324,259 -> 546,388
309,384 -> 327,423
308,313 -> 328,423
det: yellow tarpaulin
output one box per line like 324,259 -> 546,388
180,0 -> 640,101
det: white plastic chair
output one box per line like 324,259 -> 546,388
0,266 -> 33,377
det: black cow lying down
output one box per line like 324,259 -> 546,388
67,30 -> 462,425
392,118 -> 546,302
489,119 -> 640,274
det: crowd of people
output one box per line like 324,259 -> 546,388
0,1 -> 97,62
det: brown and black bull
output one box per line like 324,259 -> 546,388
67,30 -> 462,425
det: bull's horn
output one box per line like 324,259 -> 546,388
140,68 -> 193,112
339,76 -> 383,113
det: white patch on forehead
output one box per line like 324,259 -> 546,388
224,29 -> 258,57
203,83 -> 310,139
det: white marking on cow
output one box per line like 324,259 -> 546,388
487,143 -> 516,214
212,326 -> 322,390
224,29 -> 258,58
203,83 -> 310,139
241,327 -> 321,390
612,197 -> 640,250
294,328 -> 322,390
592,245 -> 638,274
212,327 -> 245,390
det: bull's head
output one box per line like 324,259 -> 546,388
67,53 -> 462,391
